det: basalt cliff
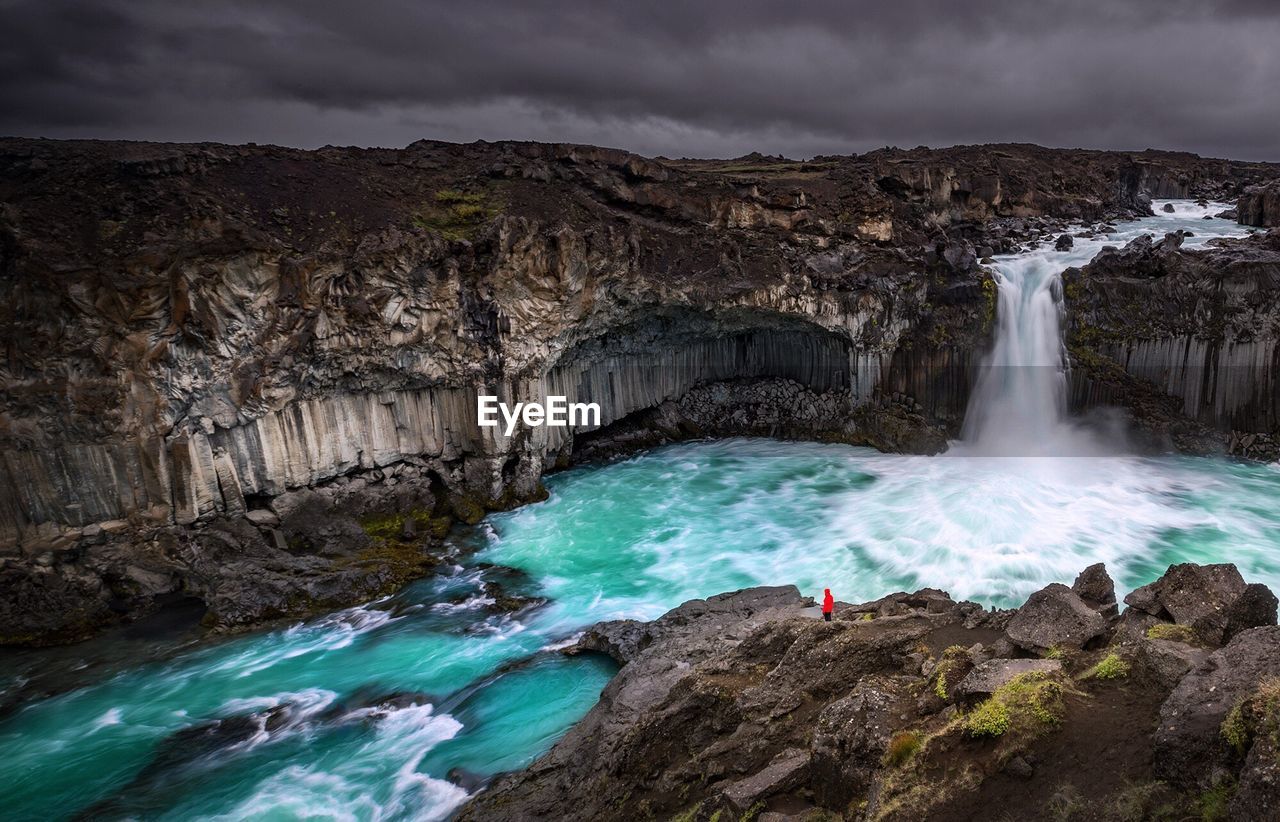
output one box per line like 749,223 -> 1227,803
2,139 -> 1279,644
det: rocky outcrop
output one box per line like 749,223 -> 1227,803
1065,229 -> 1280,459
460,563 -> 1280,820
1072,562 -> 1118,617
1238,181 -> 1280,227
1123,562 -> 1264,645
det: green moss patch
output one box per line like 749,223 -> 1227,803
932,644 -> 970,701
963,671 -> 1068,739
1222,677 -> 1280,757
1081,653 -> 1130,681
359,508 -> 452,542
413,188 -> 503,240
1145,623 -> 1199,645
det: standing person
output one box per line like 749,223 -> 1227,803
822,588 -> 834,622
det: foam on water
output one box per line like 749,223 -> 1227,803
212,704 -> 470,822
0,201 -> 1274,820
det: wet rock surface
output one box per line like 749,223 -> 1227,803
461,562 -> 1280,821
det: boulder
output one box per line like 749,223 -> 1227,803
955,659 -> 1063,698
941,239 -> 978,274
1154,626 -> 1280,788
1232,733 -> 1280,821
1133,638 -> 1210,691
850,587 -> 955,618
1162,202 -> 1176,213
1124,563 -> 1249,645
244,509 -> 280,528
1072,562 -> 1117,616
1224,583 -> 1280,642
574,619 -> 652,663
1055,233 -> 1073,250
1006,583 -> 1108,652
811,679 -> 906,808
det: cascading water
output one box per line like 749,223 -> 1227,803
959,252 -> 1072,454
1,201 -> 1275,821
960,199 -> 1246,456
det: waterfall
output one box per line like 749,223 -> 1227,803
959,252 -> 1072,455
955,199 -> 1249,457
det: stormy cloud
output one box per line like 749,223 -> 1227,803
1,0 -> 1278,159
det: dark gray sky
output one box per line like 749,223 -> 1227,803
2,0 -> 1278,160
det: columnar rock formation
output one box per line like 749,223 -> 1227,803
2,138 -> 1279,643
1064,229 -> 1280,459
1239,181 -> 1280,227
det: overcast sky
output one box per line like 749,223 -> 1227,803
2,0 -> 1278,160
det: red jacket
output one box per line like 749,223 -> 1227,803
822,590 -> 834,614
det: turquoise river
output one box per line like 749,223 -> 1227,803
2,202 -> 1278,820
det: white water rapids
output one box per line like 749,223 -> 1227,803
3,200 -> 1276,822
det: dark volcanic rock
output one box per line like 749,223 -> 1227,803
1133,637 -> 1211,690
1154,626 -> 1280,789
461,564 -> 1280,821
809,678 -> 902,808
1054,233 -> 1073,250
1072,562 -> 1117,617
461,586 -> 951,820
1233,732 -> 1280,820
1238,180 -> 1280,227
1124,563 -> 1250,645
1225,583 -> 1280,642
1162,202 -> 1176,212
574,619 -> 653,663
955,658 -> 1063,698
1005,582 -> 1107,652
1063,229 -> 1280,460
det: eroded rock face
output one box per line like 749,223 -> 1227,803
1064,229 -> 1280,459
1154,626 -> 1280,789
1238,180 -> 1280,227
3,138 -> 1279,644
458,586 -> 964,821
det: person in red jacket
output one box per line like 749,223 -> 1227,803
822,588 -> 834,622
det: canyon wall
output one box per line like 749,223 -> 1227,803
1065,230 -> 1280,458
2,137 -> 1279,642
